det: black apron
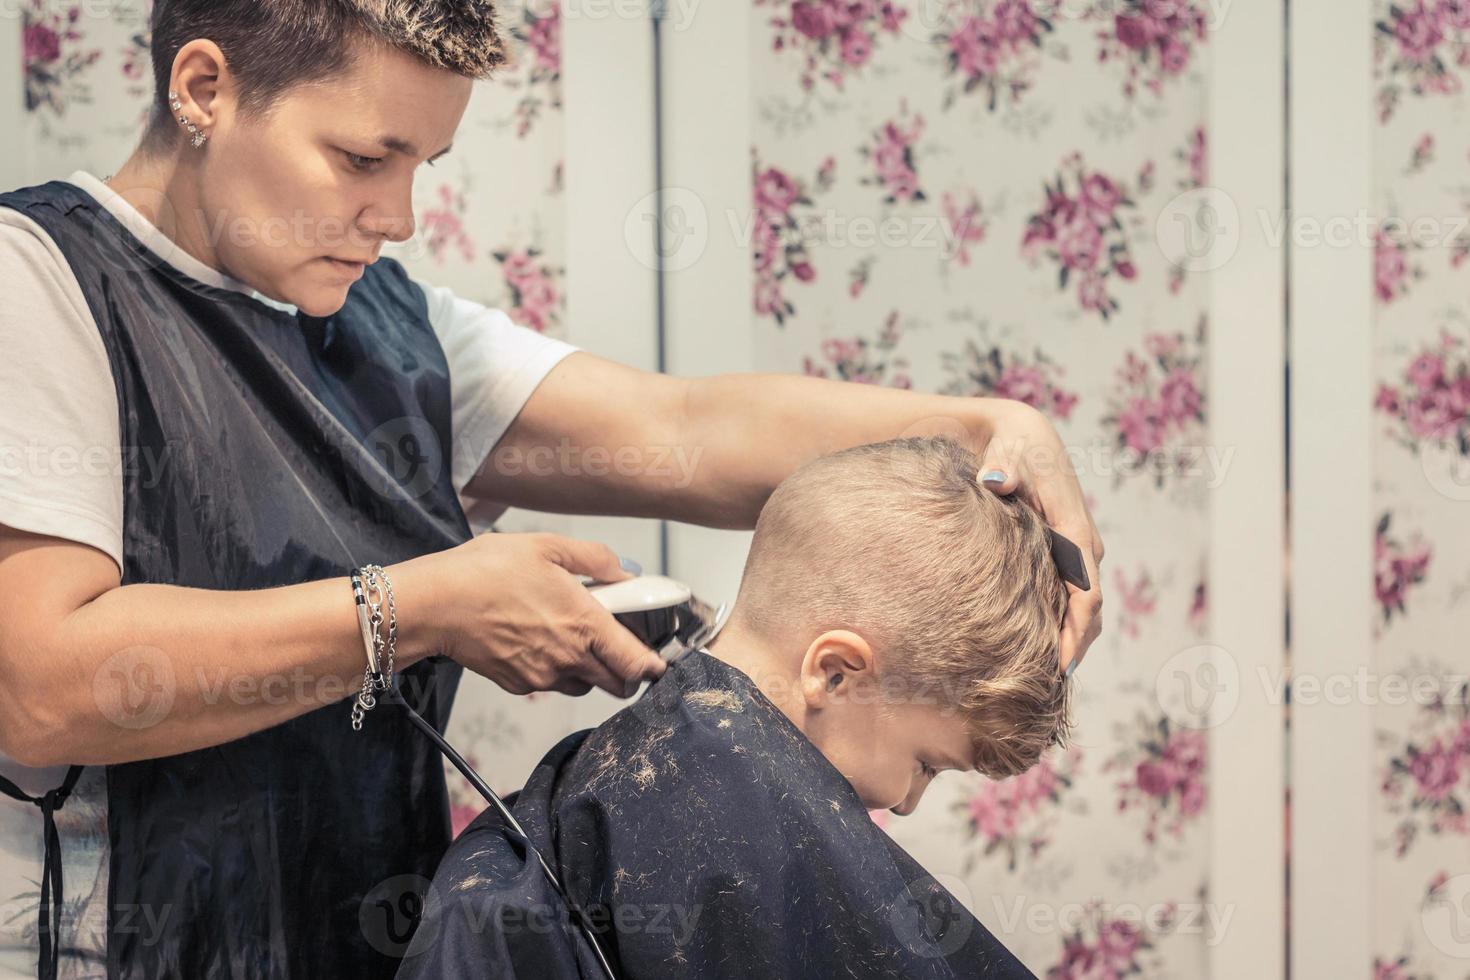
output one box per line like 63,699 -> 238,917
0,180 -> 473,979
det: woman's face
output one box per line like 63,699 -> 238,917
196,42 -> 473,316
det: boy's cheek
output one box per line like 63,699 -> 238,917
852,768 -> 914,813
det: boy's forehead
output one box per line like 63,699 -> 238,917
918,704 -> 976,770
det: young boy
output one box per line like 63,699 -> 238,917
397,436 -> 1074,979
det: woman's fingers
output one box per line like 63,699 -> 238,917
536,533 -> 632,585
581,604 -> 668,697
1059,565 -> 1104,676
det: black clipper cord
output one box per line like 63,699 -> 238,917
385,682 -> 621,980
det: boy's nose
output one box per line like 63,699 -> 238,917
889,782 -> 928,816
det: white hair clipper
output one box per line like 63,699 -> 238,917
582,573 -> 732,662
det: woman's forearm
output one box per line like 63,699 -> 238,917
0,549 -> 448,767
676,373 -> 1004,529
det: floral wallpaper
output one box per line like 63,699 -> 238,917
32,2 -> 1470,979
1371,2 -> 1470,978
750,1 -> 1213,975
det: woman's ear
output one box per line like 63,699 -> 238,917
170,39 -> 230,128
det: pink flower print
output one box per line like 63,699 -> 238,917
992,365 -> 1049,409
863,106 -> 927,204
1079,174 -> 1122,221
1109,715 -> 1208,844
1409,739 -> 1462,801
791,1 -> 837,39
1144,333 -> 1181,359
1116,396 -> 1166,455
1076,272 -> 1109,314
1046,903 -> 1163,979
755,166 -> 801,218
495,247 -> 563,334
1160,35 -> 1191,72
959,750 -> 1080,872
1396,1 -> 1447,64
1187,126 -> 1208,186
1057,212 -> 1104,272
1382,687 -> 1470,854
1189,579 -> 1207,634
1373,513 -> 1432,625
1407,351 -> 1446,390
1113,566 -> 1157,639
759,0 -> 906,90
1096,920 -> 1145,973
1095,1 -> 1208,99
1113,12 -> 1153,52
1022,156 -> 1141,319
993,0 -> 1040,44
952,16 -> 1003,79
941,190 -> 988,267
1374,0 -> 1470,119
526,7 -> 561,74
1134,759 -> 1170,798
23,2 -> 103,115
755,276 -> 783,317
1375,230 -> 1414,303
24,21 -> 60,65
938,330 -> 1080,421
802,315 -> 910,386
1375,329 -> 1470,450
421,184 -> 477,265
1159,367 -> 1203,422
751,153 -> 835,325
841,27 -> 873,66
1408,133 -> 1436,174
1373,956 -> 1415,980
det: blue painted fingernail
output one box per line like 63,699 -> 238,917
1065,659 -> 1078,679
619,555 -> 642,576
981,469 -> 1007,485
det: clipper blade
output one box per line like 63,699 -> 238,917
584,574 -> 732,662
656,594 -> 733,662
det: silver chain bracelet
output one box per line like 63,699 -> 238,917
349,564 -> 397,731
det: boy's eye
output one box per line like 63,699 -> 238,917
919,761 -> 938,779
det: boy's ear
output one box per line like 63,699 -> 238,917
799,630 -> 876,707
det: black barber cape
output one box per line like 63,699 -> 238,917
396,649 -> 1036,979
0,180 -> 470,979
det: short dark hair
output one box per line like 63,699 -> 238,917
142,0 -> 507,154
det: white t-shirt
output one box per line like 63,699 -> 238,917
0,170 -> 579,978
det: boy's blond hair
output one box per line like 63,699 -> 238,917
728,435 -> 1073,779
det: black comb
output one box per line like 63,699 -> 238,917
1045,527 -> 1091,591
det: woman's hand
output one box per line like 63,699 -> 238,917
412,532 -> 668,699
971,399 -> 1105,675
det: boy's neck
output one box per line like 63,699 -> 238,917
703,622 -> 809,730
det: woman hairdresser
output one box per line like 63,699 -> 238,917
0,1 -> 1104,978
